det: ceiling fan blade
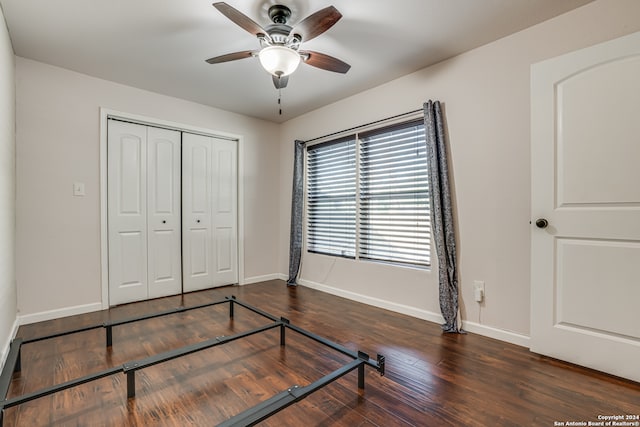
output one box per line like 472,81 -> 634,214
213,2 -> 267,37
300,51 -> 351,74
272,75 -> 289,89
289,6 -> 342,42
205,50 -> 255,64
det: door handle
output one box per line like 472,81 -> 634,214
535,218 -> 549,229
196,219 -> 201,223
162,220 -> 166,224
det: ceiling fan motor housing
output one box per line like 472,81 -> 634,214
265,5 -> 295,45
268,5 -> 291,24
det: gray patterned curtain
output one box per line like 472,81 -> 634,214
424,101 -> 461,333
287,140 -> 305,286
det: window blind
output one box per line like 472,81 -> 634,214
359,120 -> 430,267
307,137 -> 357,258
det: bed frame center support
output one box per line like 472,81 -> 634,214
280,317 -> 290,346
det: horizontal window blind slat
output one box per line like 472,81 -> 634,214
360,249 -> 430,260
360,256 -> 429,267
361,183 -> 428,193
308,250 -> 355,258
359,237 -> 431,247
360,251 -> 430,261
308,225 -> 356,231
360,195 -> 429,203
360,226 -> 430,232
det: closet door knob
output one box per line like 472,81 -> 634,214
196,219 -> 201,223
162,220 -> 166,224
535,218 -> 548,229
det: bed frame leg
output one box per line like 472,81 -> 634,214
229,297 -> 235,319
14,347 -> 21,374
127,371 -> 136,399
377,354 -> 385,376
357,351 -> 370,390
106,324 -> 113,348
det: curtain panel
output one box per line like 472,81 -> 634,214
287,140 -> 305,285
423,100 -> 461,333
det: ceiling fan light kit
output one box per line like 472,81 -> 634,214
207,2 -> 350,89
258,45 -> 301,77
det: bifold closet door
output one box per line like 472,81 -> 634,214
182,133 -> 238,292
107,120 -> 182,305
146,126 -> 182,299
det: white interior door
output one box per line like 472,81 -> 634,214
147,127 -> 182,298
531,31 -> 640,382
107,120 -> 148,305
182,133 -> 238,292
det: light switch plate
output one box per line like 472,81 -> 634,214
73,182 -> 85,197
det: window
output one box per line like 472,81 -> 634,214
359,121 -> 430,267
306,119 -> 430,268
306,137 -> 356,258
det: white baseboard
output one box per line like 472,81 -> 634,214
242,273 -> 287,285
298,278 -> 530,348
11,317 -> 19,342
18,302 -> 104,326
0,317 -> 20,373
461,320 -> 530,348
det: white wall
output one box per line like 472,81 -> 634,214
15,58 -> 281,319
278,0 -> 640,343
0,3 -> 17,367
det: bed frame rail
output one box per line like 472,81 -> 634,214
0,296 -> 385,426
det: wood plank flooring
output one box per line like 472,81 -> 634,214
3,280 -> 639,426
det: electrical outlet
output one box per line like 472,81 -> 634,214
473,280 -> 485,303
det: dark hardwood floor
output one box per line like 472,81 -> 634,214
3,280 -> 639,426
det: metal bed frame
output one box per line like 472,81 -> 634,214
0,296 -> 385,426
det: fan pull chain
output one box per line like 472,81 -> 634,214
278,86 -> 282,115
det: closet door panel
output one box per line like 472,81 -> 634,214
215,227 -> 232,272
182,133 -> 214,292
189,228 -> 209,275
147,127 -> 182,298
107,120 -> 148,305
212,138 -> 238,286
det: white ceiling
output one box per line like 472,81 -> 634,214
1,0 -> 593,123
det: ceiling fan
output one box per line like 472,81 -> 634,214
206,2 -> 351,89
